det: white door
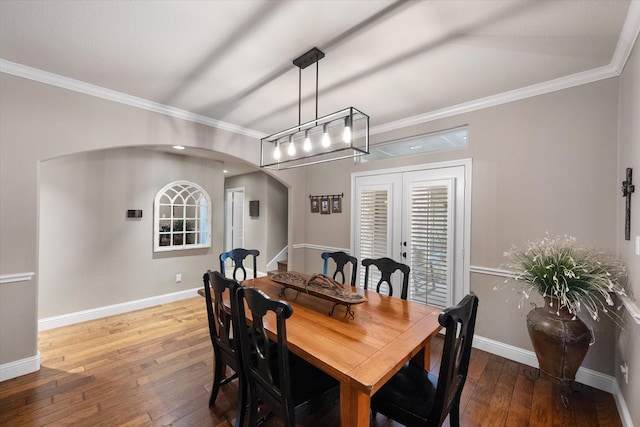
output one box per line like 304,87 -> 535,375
226,188 -> 245,251
352,162 -> 469,307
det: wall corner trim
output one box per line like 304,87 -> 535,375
0,272 -> 35,285
0,352 -> 40,382
612,380 -> 634,427
619,294 -> 640,325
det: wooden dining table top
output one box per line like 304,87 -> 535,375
241,273 -> 443,426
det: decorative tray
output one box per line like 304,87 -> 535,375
270,272 -> 366,318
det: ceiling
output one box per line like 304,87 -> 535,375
1,0 -> 638,176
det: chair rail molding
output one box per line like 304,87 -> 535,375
292,243 -> 351,254
620,294 -> 640,325
470,265 -> 515,278
0,272 -> 35,285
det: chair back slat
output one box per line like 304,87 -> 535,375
321,251 -> 358,287
235,286 -> 296,424
220,248 -> 260,281
362,257 -> 410,299
433,293 -> 479,426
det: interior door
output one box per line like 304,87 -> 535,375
226,188 -> 244,251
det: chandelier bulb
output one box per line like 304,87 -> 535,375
343,116 -> 352,144
287,136 -> 296,156
303,130 -> 312,152
322,124 -> 331,148
273,142 -> 281,161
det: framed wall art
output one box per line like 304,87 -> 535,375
320,197 -> 331,214
310,198 -> 319,213
332,196 -> 342,213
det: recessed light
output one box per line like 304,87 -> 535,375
172,145 -> 185,150
223,169 -> 228,174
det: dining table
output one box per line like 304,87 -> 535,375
241,273 -> 443,427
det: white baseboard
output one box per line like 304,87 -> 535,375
38,288 -> 201,331
612,379 -> 634,427
473,335 -> 615,393
0,352 -> 40,382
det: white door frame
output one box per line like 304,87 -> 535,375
225,187 -> 245,252
351,159 -> 472,302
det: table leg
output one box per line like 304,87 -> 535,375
340,381 -> 371,427
410,340 -> 432,370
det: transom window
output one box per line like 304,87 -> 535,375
154,181 -> 211,252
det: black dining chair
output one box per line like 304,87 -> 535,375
234,286 -> 339,427
202,270 -> 247,427
220,248 -> 260,281
362,257 -> 410,300
371,293 -> 479,427
321,251 -> 358,288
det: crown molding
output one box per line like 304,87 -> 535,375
2,1 -> 639,140
371,4 -> 640,136
370,64 -> 619,136
611,0 -> 640,74
0,59 -> 265,139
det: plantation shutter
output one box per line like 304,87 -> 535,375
406,181 -> 453,308
357,189 -> 390,288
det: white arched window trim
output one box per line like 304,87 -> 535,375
154,181 -> 212,252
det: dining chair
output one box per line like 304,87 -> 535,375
370,293 -> 479,427
220,248 -> 260,281
362,257 -> 410,300
234,286 -> 340,427
321,251 -> 358,287
202,270 -> 247,427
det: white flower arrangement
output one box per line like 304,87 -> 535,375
502,234 -> 627,322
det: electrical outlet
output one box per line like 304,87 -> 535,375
635,236 -> 639,256
176,273 -> 182,283
620,361 -> 629,384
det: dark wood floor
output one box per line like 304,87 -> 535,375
0,297 -> 622,426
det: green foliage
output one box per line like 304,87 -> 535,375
503,235 -> 627,322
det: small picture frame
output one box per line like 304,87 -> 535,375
320,197 -> 331,214
310,198 -> 319,213
331,197 -> 342,213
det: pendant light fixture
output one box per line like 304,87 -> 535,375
260,47 -> 369,170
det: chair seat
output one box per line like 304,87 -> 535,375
287,353 -> 339,410
371,363 -> 438,426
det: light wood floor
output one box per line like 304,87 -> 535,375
0,297 -> 622,426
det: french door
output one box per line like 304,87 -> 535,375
352,161 -> 470,308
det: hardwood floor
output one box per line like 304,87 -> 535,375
0,297 -> 622,426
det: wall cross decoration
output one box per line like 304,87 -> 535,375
622,167 -> 635,241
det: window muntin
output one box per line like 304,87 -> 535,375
154,181 -> 211,252
360,126 -> 467,163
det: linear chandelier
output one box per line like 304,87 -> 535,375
260,47 -> 369,170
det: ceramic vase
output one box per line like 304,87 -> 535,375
526,296 -> 591,384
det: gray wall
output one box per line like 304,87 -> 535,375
0,72 -> 270,366
297,77 -> 620,375
38,147 -> 224,318
223,171 -> 288,273
616,37 -> 640,426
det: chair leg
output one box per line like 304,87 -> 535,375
234,376 -> 247,427
247,387 -> 260,427
209,356 -> 224,407
449,396 -> 461,427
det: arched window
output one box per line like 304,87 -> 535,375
154,181 -> 211,252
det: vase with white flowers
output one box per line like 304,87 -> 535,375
503,234 -> 626,384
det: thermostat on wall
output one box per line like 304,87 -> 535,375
127,209 -> 143,218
